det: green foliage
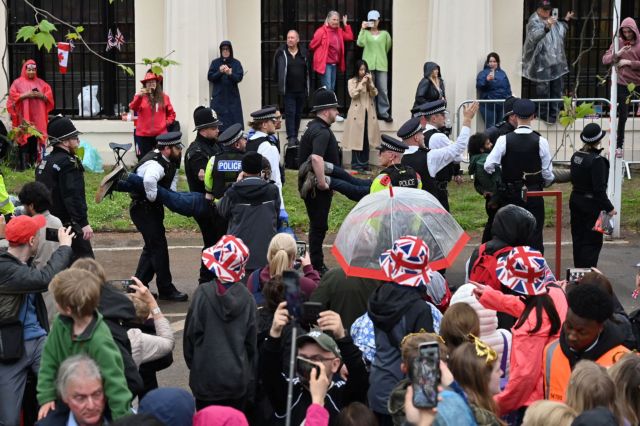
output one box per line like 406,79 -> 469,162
16,20 -> 57,52
559,96 -> 595,129
65,25 -> 84,41
7,120 -> 43,143
118,64 -> 135,76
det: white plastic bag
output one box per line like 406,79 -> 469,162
77,85 -> 100,117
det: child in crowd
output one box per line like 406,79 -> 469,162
36,269 -> 133,420
184,235 -> 257,412
468,131 -> 503,243
565,360 -> 620,420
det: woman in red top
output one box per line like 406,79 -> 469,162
309,11 -> 354,93
128,71 -> 176,159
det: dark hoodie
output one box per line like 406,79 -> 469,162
413,61 -> 445,108
207,40 -> 244,131
367,283 -> 434,414
571,407 -> 619,426
183,281 -> 257,401
217,177 -> 281,271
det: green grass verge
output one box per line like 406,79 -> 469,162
2,165 -> 639,234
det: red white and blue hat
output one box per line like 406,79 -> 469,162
202,235 -> 250,283
496,246 -> 548,296
379,236 -> 431,287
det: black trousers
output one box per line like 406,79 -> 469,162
71,235 -> 95,261
482,197 -> 499,244
501,191 -> 545,254
616,84 -> 631,149
304,190 -> 333,271
134,134 -> 157,160
570,192 -> 604,268
17,136 -> 38,170
194,210 -> 228,284
130,201 -> 176,295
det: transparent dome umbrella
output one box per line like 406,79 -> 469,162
331,187 -> 470,279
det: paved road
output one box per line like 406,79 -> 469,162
93,230 -> 640,392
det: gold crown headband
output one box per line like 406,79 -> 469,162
468,334 -> 497,364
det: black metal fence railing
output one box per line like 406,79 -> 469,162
7,0 -> 136,119
261,0 -> 393,117
521,0 -> 640,103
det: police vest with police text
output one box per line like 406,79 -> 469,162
212,150 -> 244,199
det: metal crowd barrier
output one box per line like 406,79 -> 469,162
454,98 -> 618,163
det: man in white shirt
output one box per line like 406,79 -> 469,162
484,98 -> 554,252
245,106 -> 288,223
403,100 -> 479,210
129,131 -> 188,301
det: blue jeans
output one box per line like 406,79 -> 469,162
319,64 -> 337,91
372,70 -> 390,118
118,174 -> 211,219
480,102 -> 504,129
284,91 -> 306,139
328,166 -> 371,201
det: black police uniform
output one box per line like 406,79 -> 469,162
129,148 -> 183,299
185,133 -> 221,283
485,120 -> 516,144
500,130 -> 545,252
401,147 -> 439,196
569,148 -> 614,267
36,145 -> 94,259
298,117 -> 340,271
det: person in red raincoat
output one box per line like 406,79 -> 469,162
129,71 -> 177,159
7,59 -> 54,169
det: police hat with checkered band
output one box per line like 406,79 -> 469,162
156,132 -> 184,148
218,123 -> 245,146
47,116 -> 82,145
397,117 -> 423,140
193,106 -> 221,131
250,106 -> 278,122
580,123 -> 606,145
377,135 -> 408,153
413,100 -> 447,117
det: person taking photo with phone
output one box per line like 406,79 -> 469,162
0,217 -> 73,426
261,303 -> 368,425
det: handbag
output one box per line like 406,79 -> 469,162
0,318 -> 25,363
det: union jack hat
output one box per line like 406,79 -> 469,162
495,246 -> 548,296
202,235 -> 250,283
379,236 -> 431,287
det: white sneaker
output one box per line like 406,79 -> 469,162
335,115 -> 345,122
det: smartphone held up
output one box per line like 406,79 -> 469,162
410,342 -> 440,409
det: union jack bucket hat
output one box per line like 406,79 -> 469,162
495,246 -> 547,296
379,236 -> 431,287
202,235 -> 250,283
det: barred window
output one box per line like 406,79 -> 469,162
521,0 -> 640,100
261,0 -> 393,117
7,0 -> 136,119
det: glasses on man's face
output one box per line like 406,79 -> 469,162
302,354 -> 336,363
71,389 -> 104,406
26,65 -> 37,70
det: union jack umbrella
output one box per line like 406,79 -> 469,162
332,187 -> 469,279
495,246 -> 548,296
202,235 -> 249,283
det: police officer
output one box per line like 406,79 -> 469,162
35,116 -> 94,260
246,106 -> 287,223
184,106 -> 222,283
298,88 -> 341,274
403,101 -> 479,210
369,136 -> 421,193
484,98 -> 554,252
485,96 -> 519,143
569,123 -> 616,267
130,131 -> 188,301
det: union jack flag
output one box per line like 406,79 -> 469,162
106,28 -> 125,52
201,235 -> 249,283
495,246 -> 547,296
379,235 -> 431,288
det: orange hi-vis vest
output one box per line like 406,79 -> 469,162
543,339 -> 629,401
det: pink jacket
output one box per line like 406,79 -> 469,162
602,17 -> 640,86
309,24 -> 354,74
193,405 -> 248,426
478,285 -> 567,415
